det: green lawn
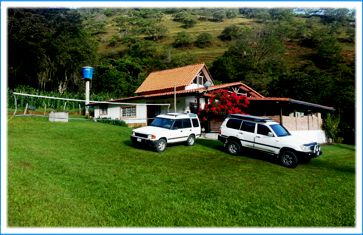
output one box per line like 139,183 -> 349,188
8,117 -> 355,227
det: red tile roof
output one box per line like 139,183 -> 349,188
109,82 -> 263,102
135,63 -> 206,94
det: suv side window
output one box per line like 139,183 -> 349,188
182,119 -> 192,128
226,118 -> 242,130
173,119 -> 183,129
257,124 -> 271,136
192,118 -> 199,127
241,121 -> 256,133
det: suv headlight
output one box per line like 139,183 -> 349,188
300,145 -> 311,151
148,134 -> 156,139
301,143 -> 316,152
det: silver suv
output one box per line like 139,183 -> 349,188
218,114 -> 322,168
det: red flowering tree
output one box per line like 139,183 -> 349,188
199,89 -> 250,122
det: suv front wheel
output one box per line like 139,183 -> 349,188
226,140 -> 241,155
155,138 -> 167,152
280,150 -> 298,168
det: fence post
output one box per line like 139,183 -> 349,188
13,94 -> 18,117
24,103 -> 28,115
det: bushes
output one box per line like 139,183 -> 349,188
96,118 -> 128,127
173,31 -> 193,48
195,32 -> 213,48
323,113 -> 340,143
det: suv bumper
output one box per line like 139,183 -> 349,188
131,136 -> 157,148
297,149 -> 322,159
218,134 -> 228,143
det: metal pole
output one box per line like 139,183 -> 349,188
174,85 -> 176,113
85,80 -> 90,116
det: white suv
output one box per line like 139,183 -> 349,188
131,113 -> 201,152
218,114 -> 322,168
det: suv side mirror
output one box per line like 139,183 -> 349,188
172,126 -> 179,130
268,132 -> 274,137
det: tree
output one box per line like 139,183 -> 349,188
219,25 -> 248,41
212,25 -> 286,93
199,89 -> 250,122
142,24 -> 168,40
268,8 -> 294,21
181,15 -> 197,28
8,9 -> 97,92
226,10 -> 238,19
195,32 -> 213,48
212,10 -> 226,22
173,31 -> 193,48
173,11 -> 197,28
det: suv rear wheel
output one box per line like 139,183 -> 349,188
186,134 -> 196,146
280,150 -> 298,168
226,140 -> 241,155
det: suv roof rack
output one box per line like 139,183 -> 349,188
228,114 -> 273,123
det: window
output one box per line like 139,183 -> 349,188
121,106 -> 136,118
241,121 -> 256,133
257,124 -> 272,136
226,118 -> 242,130
192,118 -> 199,127
173,119 -> 183,129
182,119 -> 192,128
150,118 -> 174,129
270,124 -> 291,137
100,105 -> 108,115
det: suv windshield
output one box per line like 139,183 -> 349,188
270,124 -> 291,137
150,118 -> 174,129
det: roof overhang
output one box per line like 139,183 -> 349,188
248,97 -> 335,112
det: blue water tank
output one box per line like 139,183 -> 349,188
82,66 -> 94,80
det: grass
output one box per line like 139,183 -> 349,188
8,117 -> 355,227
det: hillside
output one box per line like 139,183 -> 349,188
87,9 -> 354,67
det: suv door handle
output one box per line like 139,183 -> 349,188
256,136 -> 261,138
238,132 -> 243,134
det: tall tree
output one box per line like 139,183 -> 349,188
8,9 -> 97,93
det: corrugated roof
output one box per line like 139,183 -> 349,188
249,97 -> 335,111
135,63 -> 206,94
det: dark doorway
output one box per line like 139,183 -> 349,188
147,105 -> 161,125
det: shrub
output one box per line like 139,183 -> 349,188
219,25 -> 244,41
195,32 -> 213,48
96,118 -> 128,127
173,31 -> 193,48
323,113 -> 340,143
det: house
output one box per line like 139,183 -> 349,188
91,63 -> 334,143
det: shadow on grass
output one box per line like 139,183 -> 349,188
123,139 -> 190,152
311,160 -> 355,174
197,138 -> 281,167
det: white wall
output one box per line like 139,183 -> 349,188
125,105 -> 147,124
290,130 -> 327,144
94,104 -> 147,125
